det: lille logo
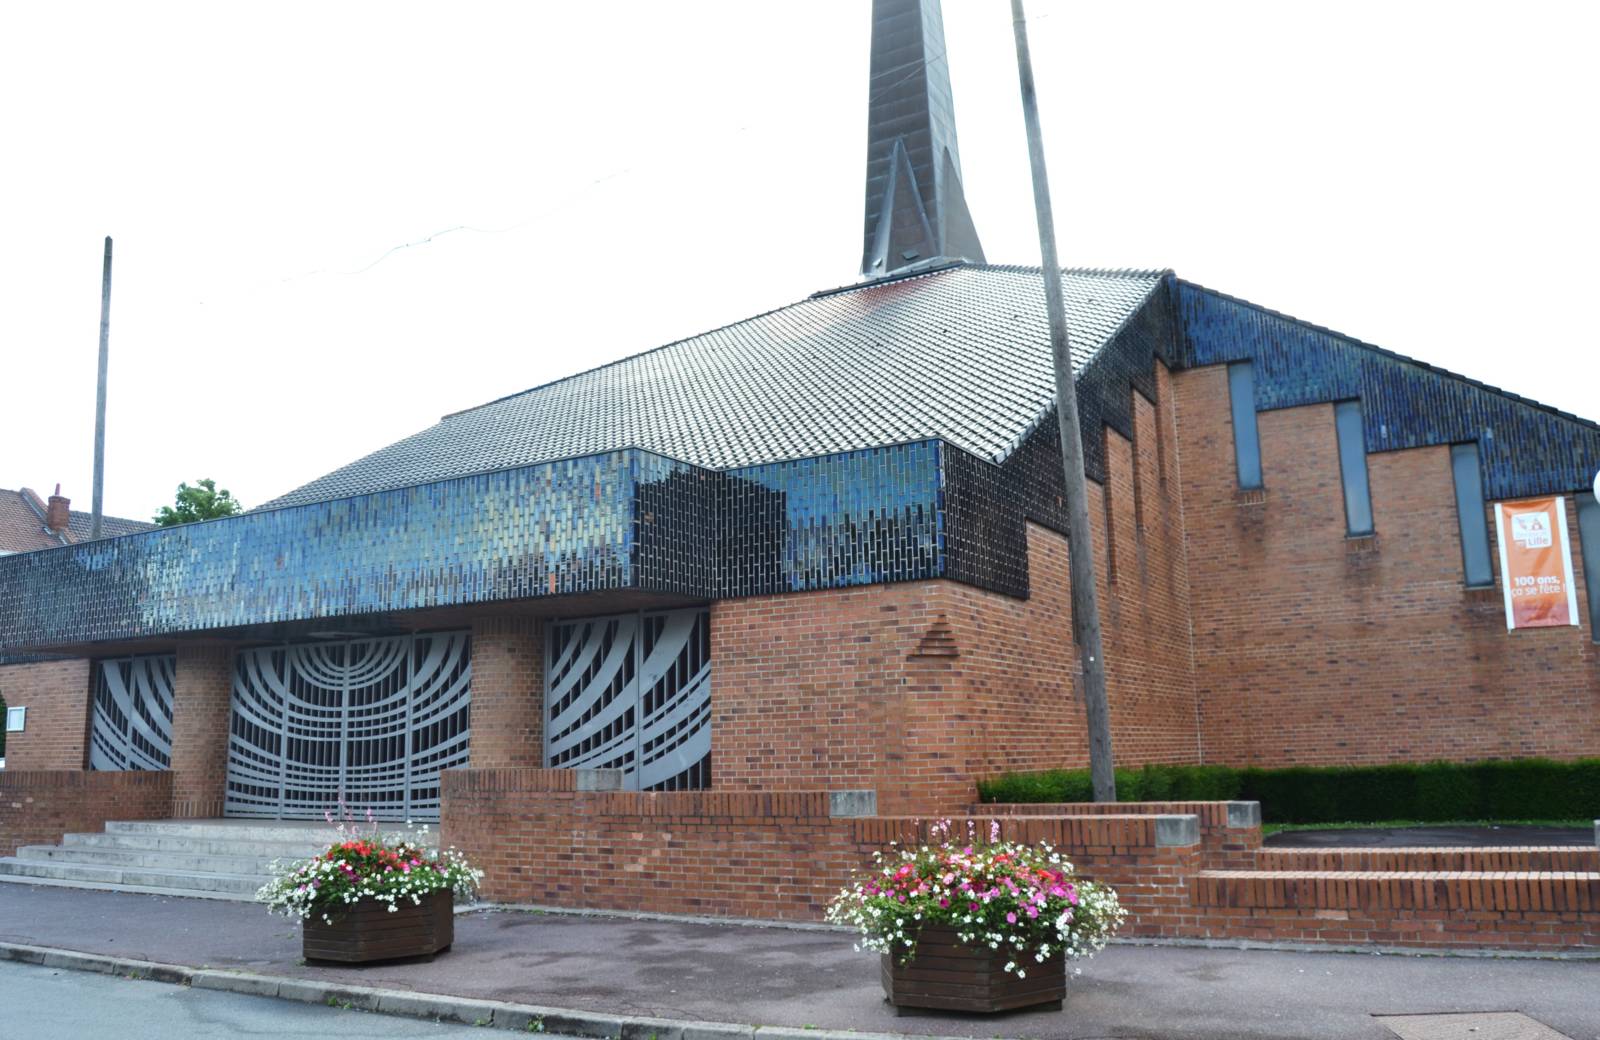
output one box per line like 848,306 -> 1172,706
1510,511 -> 1552,549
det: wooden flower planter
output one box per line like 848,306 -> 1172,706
303,889 -> 454,964
881,924 -> 1066,1014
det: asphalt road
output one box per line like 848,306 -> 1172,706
1,884 -> 1598,1040
0,959 -> 509,1039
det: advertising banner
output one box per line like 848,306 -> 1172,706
1493,496 -> 1579,630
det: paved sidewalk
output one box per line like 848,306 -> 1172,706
0,884 -> 1596,1040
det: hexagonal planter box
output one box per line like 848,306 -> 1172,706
880,924 -> 1066,1013
303,889 -> 454,963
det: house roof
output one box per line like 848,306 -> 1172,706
265,263 -> 1167,509
0,487 -> 155,554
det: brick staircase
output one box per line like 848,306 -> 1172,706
1191,844 -> 1600,951
0,819 -> 330,901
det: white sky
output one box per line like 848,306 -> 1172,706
2,1 -> 1595,521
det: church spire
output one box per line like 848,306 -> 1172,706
860,0 -> 985,278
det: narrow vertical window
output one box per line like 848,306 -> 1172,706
1578,492 -> 1600,643
1334,401 -> 1374,536
1450,443 -> 1493,588
1227,362 -> 1263,490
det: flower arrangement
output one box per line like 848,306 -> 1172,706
256,807 -> 482,925
826,820 -> 1126,978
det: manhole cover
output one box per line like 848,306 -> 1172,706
1376,1012 -> 1573,1040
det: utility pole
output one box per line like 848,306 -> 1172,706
91,236 -> 112,539
1009,0 -> 1116,802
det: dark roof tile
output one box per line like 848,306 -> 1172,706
265,264 -> 1166,508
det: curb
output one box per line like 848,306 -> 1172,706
0,941 -> 948,1040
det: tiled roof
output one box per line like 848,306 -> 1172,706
266,263 -> 1167,508
0,488 -> 154,554
0,490 -> 53,554
65,508 -> 155,542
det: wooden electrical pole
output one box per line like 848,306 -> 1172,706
1009,0 -> 1117,802
91,236 -> 112,539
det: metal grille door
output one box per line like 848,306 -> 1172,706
545,608 -> 710,790
89,654 -> 176,771
226,632 -> 471,820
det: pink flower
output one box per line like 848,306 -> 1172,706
1006,912 -> 1017,924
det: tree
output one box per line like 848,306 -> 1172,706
153,478 -> 243,526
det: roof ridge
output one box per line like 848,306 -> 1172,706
1180,280 -> 1600,434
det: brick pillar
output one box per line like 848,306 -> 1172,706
168,644 -> 233,818
468,617 -> 544,768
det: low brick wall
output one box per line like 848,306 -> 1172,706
442,773 -> 1598,951
1191,870 -> 1600,951
981,801 -> 1263,870
0,770 -> 173,856
440,769 -> 1202,926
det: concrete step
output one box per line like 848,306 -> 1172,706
104,819 -> 340,844
0,856 -> 266,897
1256,846 -> 1600,873
62,831 -> 329,859
15,844 -> 291,874
0,873 -> 258,902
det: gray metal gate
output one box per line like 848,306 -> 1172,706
225,632 -> 471,821
89,654 -> 176,771
545,608 -> 711,791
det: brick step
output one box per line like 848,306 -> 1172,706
1193,869 -> 1600,913
0,856 -> 266,898
1256,846 -> 1600,873
15,844 -> 290,874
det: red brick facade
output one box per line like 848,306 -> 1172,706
1174,364 -> 1599,767
709,364 -> 1205,816
0,660 -> 91,770
468,616 -> 545,769
167,645 -> 233,819
0,770 -> 172,857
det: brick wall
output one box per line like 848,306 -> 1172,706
440,768 -> 1201,926
1174,364 -> 1600,766
168,645 -> 233,818
984,800 -> 1262,871
0,770 -> 172,856
468,617 -> 544,769
710,365 -> 1202,814
1190,871 -> 1599,951
0,660 -> 92,770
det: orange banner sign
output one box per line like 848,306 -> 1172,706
1493,496 -> 1579,630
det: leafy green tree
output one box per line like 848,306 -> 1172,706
153,478 -> 242,526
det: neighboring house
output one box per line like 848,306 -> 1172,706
0,486 -> 153,555
0,0 -> 1596,938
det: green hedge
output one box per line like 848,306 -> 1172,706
976,759 -> 1600,825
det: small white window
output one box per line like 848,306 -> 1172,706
5,706 -> 25,732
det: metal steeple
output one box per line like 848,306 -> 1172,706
860,0 -> 985,278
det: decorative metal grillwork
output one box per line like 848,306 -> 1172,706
546,608 -> 711,791
89,654 -> 176,771
225,632 -> 471,821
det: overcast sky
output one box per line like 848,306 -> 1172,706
2,1 -> 1595,521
